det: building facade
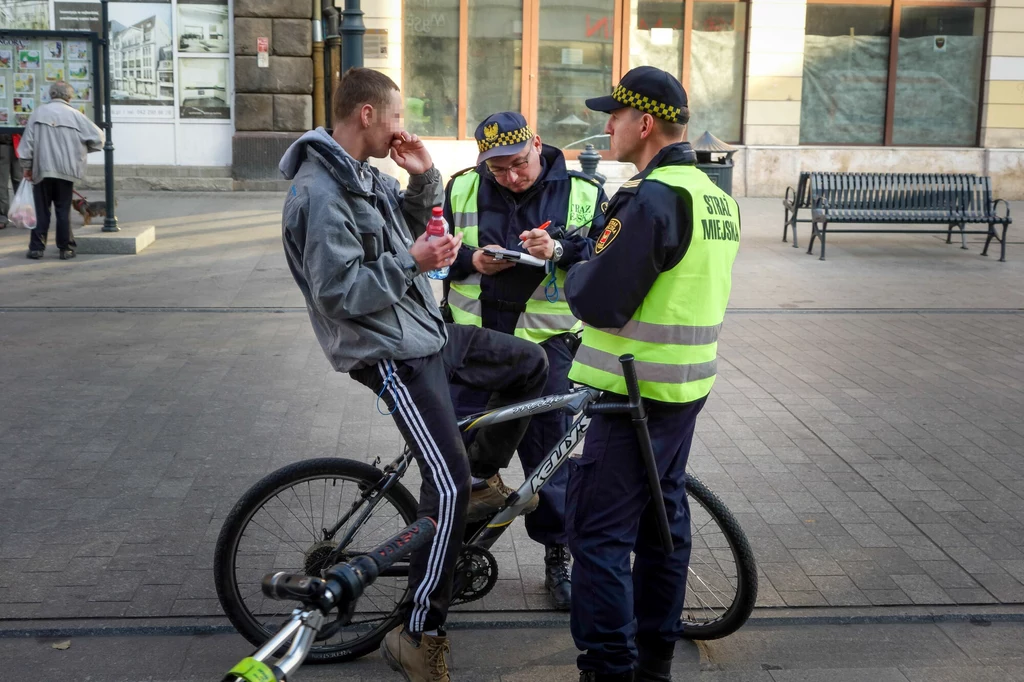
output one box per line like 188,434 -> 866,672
3,0 -> 1022,196
369,0 -> 1024,197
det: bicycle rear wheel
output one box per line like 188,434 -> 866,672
214,458 -> 417,663
682,475 -> 758,639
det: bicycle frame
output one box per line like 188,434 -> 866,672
456,386 -> 601,546
352,385 -> 603,558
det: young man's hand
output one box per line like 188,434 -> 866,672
472,245 -> 516,275
390,131 -> 433,175
23,169 -> 32,180
409,231 -> 462,272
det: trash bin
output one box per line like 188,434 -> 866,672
691,130 -> 736,196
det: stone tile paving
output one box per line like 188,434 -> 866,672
1,195 -> 1023,619
1,310 -> 1022,618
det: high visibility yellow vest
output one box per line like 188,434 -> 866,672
446,170 -> 598,344
568,165 -> 740,403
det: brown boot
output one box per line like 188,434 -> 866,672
380,625 -> 452,682
466,473 -> 539,521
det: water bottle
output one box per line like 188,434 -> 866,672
426,206 -> 450,280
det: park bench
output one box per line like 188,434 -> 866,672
782,172 -> 1012,262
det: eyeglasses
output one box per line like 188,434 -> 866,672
487,147 -> 533,178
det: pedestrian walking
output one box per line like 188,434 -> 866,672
563,66 -> 742,682
18,80 -> 104,260
0,133 -> 23,228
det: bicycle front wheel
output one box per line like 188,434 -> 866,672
214,458 -> 418,663
682,475 -> 758,639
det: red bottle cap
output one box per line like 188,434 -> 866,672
427,206 -> 446,236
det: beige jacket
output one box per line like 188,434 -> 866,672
18,100 -> 104,184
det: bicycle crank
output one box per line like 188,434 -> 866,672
451,546 -> 498,605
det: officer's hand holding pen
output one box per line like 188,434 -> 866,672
519,226 -> 555,260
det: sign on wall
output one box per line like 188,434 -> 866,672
2,0 -> 232,123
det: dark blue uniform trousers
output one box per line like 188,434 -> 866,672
565,396 -> 706,675
451,333 -> 575,546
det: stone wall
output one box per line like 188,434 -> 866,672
981,0 -> 1024,153
233,0 -> 314,180
743,0 -> 807,145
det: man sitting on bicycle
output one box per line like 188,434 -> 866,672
280,67 -> 549,682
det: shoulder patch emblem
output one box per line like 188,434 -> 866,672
484,123 -> 499,141
595,218 -> 622,254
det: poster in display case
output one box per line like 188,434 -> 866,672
0,32 -> 99,132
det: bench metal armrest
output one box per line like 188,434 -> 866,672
810,194 -> 830,223
783,185 -> 796,210
992,198 -> 1012,225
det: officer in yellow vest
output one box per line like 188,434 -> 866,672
563,67 -> 740,682
443,111 -> 608,610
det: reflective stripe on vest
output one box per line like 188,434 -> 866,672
448,170 -> 598,344
568,165 -> 739,403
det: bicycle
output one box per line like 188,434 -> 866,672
214,355 -> 758,664
222,518 -> 436,682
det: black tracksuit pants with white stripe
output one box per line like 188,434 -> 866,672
350,324 -> 548,633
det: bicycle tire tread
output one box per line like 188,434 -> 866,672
213,457 -> 417,663
682,475 -> 759,640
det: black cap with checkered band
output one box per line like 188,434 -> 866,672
585,65 -> 688,124
474,111 -> 535,164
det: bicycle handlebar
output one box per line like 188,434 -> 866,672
230,519 -> 437,682
261,517 -> 437,612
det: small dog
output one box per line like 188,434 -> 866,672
72,196 -> 116,226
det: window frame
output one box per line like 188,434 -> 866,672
411,0 -> 734,157
618,0 -> 750,144
803,0 -> 990,147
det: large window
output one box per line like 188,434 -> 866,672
629,0 -> 747,143
466,0 -> 523,137
405,0 -> 744,149
688,2 -> 746,142
800,0 -> 986,147
892,5 -> 985,145
536,0 -> 615,149
801,5 -> 890,144
403,0 -> 460,137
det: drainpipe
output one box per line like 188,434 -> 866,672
312,0 -> 325,129
323,3 -> 341,126
341,0 -> 364,73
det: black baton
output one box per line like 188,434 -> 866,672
620,355 -> 674,554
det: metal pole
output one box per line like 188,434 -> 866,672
312,0 -> 325,129
100,0 -> 118,232
323,2 -> 340,126
340,0 -> 364,73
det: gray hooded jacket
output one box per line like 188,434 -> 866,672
280,128 -> 447,372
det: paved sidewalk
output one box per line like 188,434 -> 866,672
2,616 -> 1023,681
1,194 -> 1023,621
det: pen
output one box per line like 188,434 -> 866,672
518,220 -> 552,249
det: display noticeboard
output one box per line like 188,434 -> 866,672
0,30 -> 101,133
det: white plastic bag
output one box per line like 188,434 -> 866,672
9,180 -> 36,230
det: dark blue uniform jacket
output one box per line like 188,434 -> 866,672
565,142 -> 700,330
444,144 -> 608,335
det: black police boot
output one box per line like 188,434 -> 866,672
636,640 -> 675,682
544,544 -> 572,610
579,671 -> 635,682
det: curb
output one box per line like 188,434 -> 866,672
3,605 -> 1024,639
